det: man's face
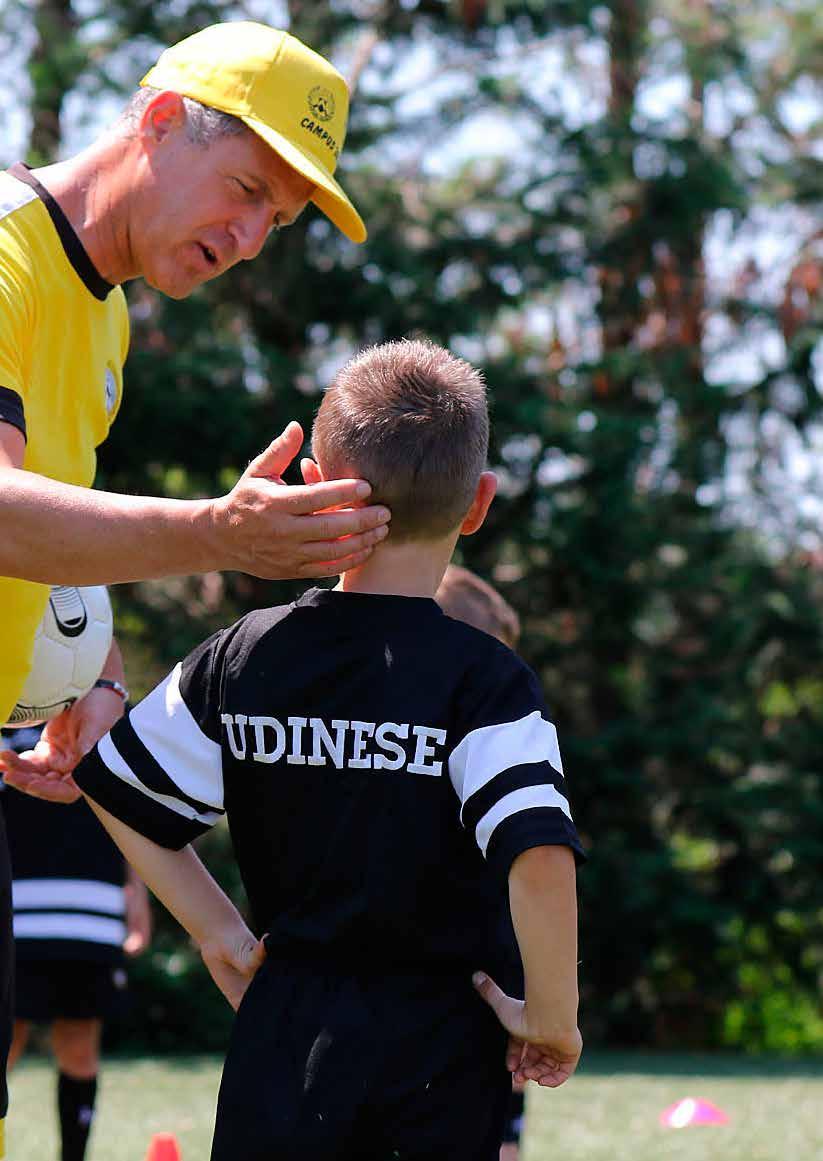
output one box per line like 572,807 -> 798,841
133,103 -> 315,298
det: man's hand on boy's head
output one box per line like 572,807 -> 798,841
208,422 -> 389,579
200,928 -> 267,1011
472,971 -> 582,1088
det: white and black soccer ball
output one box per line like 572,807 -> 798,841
6,586 -> 113,726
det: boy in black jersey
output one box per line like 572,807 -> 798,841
75,339 -> 585,1161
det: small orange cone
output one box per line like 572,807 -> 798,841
145,1133 -> 182,1161
660,1097 -> 729,1128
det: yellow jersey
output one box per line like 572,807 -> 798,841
0,165 -> 129,726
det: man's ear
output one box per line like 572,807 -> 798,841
460,471 -> 497,536
300,457 -> 323,486
139,90 -> 187,146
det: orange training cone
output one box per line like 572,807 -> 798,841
145,1133 -> 182,1161
660,1097 -> 729,1128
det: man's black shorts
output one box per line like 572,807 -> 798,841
211,957 -> 511,1161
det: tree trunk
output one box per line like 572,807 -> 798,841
28,0 -> 79,164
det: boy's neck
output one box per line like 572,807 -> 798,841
337,537 -> 457,599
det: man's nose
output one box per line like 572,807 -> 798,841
233,207 -> 275,261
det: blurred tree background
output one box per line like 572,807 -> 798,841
1,0 -> 821,1053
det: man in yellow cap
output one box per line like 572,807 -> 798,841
0,23 -> 384,1153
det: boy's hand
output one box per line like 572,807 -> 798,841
200,931 -> 267,1011
473,971 -> 582,1087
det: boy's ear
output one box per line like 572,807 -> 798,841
460,471 -> 497,536
300,457 -> 323,486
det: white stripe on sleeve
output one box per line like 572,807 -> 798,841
12,879 -> 124,916
13,913 -> 127,946
475,785 -> 572,857
97,732 -> 223,828
128,662 -> 224,810
449,710 -> 563,805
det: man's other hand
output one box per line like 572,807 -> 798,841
0,683 -> 125,803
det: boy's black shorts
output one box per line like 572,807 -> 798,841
14,959 -> 128,1022
211,956 -> 511,1161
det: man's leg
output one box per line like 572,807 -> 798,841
52,1018 -> 101,1161
0,809 -> 13,1159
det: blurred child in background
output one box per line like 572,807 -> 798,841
2,725 -> 152,1161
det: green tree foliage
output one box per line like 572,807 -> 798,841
8,0 -> 823,1051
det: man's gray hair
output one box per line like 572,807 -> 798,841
120,88 -> 249,146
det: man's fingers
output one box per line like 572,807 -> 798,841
245,422 -> 304,481
298,546 -> 377,579
2,766 -> 80,804
281,478 -> 376,516
298,523 -> 389,568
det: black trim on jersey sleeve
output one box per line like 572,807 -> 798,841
461,759 -> 567,836
0,387 -> 25,439
486,809 -> 586,882
8,163 -> 115,302
111,714 -> 216,816
448,640 -> 586,881
74,661 -> 226,851
75,747 -> 211,849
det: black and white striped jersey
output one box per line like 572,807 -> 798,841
75,587 -> 584,974
2,727 -> 126,965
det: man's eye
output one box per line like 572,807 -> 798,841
235,179 -> 254,195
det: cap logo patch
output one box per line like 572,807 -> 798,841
308,85 -> 335,123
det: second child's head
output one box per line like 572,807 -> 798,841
309,338 -> 495,546
435,565 -> 521,649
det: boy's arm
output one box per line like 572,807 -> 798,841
474,845 -> 582,1087
85,796 -> 264,1010
123,864 -> 153,957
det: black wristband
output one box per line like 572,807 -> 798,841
94,678 -> 129,702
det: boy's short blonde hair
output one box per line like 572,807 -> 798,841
312,339 -> 488,542
435,564 -> 521,649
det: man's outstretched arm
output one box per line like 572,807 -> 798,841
0,421 -> 390,583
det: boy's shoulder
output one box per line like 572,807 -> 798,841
437,609 -> 529,670
436,612 -> 548,725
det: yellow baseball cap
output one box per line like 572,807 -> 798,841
140,22 -> 366,243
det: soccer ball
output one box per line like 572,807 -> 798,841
6,586 -> 114,726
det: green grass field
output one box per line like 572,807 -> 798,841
8,1052 -> 823,1160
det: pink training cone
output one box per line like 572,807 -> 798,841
660,1097 -> 730,1128
145,1133 -> 182,1161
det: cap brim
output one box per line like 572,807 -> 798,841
242,115 -> 367,244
